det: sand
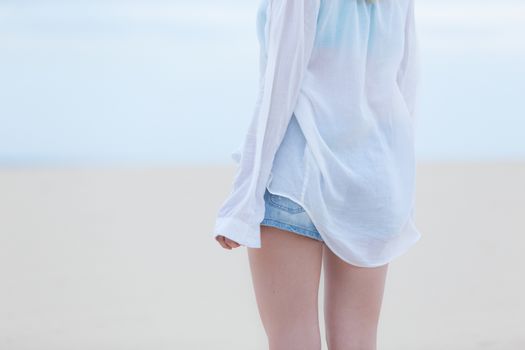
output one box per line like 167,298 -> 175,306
0,161 -> 523,349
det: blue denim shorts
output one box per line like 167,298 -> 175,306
260,188 -> 324,242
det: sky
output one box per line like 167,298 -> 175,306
0,0 -> 524,166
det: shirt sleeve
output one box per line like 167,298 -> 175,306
211,0 -> 321,248
397,0 -> 420,121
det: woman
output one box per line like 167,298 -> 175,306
212,0 -> 421,348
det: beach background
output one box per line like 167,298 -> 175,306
1,0 -> 524,349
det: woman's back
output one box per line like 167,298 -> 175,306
213,0 -> 421,267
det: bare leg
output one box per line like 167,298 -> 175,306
248,225 -> 324,350
323,245 -> 389,350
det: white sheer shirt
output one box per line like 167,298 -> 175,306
212,0 -> 422,267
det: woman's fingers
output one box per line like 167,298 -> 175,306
215,235 -> 241,249
224,237 -> 240,248
215,235 -> 231,249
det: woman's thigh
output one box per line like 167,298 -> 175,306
247,225 -> 324,350
322,245 -> 389,350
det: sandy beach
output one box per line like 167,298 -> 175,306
0,161 -> 523,349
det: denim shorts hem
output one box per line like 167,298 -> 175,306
260,218 -> 324,242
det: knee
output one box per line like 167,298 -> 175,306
266,323 -> 322,350
325,329 -> 377,350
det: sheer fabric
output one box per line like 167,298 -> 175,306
212,0 -> 421,267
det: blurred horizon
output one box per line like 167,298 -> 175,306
1,0 -> 524,166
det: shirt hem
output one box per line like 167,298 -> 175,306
264,187 -> 422,268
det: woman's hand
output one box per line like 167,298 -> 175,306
215,235 -> 241,249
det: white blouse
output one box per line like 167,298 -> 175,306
212,0 -> 422,267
